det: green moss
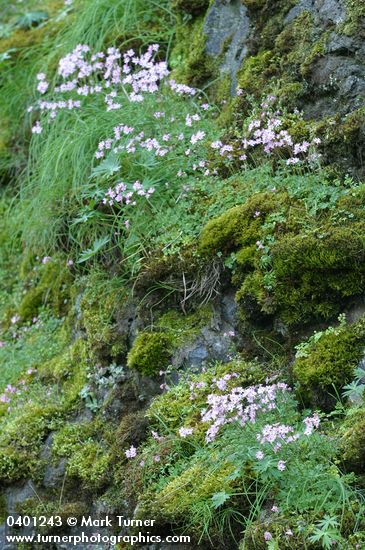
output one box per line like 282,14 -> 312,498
292,325 -> 364,409
67,441 -> 110,490
237,50 -> 279,98
148,360 -> 266,433
0,493 -> 6,522
17,498 -> 89,534
270,224 -> 365,324
157,305 -> 212,346
142,461 -> 236,531
340,407 -> 365,473
18,256 -> 73,321
341,1 -> 365,36
0,402 -> 63,483
38,339 -> 89,411
199,191 -> 288,256
170,15 -> 219,88
52,421 -> 111,490
115,410 -> 149,447
79,272 -> 127,359
127,332 -> 173,377
172,0 -> 210,16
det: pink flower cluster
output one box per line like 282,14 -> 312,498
102,181 -> 155,207
257,423 -> 300,452
201,382 -> 290,442
209,96 -> 321,167
30,44 -> 170,131
178,427 -> 194,438
212,372 -> 239,392
0,369 -> 35,407
189,380 -> 207,400
125,445 -> 137,458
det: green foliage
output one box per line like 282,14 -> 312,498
18,256 -> 73,321
340,407 -> 365,474
127,332 -> 173,377
133,361 -> 364,546
79,270 -> 127,357
52,420 -> 111,490
0,401 -> 63,483
172,0 -> 209,16
16,11 -> 49,30
0,312 -> 65,392
292,321 -> 365,409
148,360 -> 265,433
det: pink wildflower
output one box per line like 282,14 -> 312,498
178,427 -> 193,438
125,445 -> 137,459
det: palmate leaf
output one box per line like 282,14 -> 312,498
16,11 -> 49,30
211,491 -> 231,509
77,236 -> 110,264
0,49 -> 17,63
90,154 -> 120,179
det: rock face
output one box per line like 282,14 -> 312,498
284,0 -> 347,25
200,0 -> 365,175
204,0 -> 251,92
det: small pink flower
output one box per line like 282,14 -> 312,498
125,445 -> 137,459
256,451 -> 264,460
179,427 -> 193,438
271,505 -> 279,513
277,460 -> 286,471
32,121 -> 43,135
264,531 -> 272,541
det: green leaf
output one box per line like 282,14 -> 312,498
90,154 -> 120,179
77,236 -> 110,263
211,491 -> 231,509
16,11 -> 49,29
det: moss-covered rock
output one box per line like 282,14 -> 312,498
127,332 -> 173,377
18,256 -> 73,321
199,191 -> 289,256
170,14 -> 220,88
52,420 -> 111,490
172,0 -> 210,16
339,407 -> 365,474
0,402 -> 63,484
292,323 -> 365,409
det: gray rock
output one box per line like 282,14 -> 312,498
316,0 -> 347,25
221,291 -> 237,326
285,0 -> 347,26
4,481 -> 35,514
1,481 -> 37,539
204,0 -> 251,92
284,0 -> 314,25
326,32 -> 357,54
43,457 -> 67,489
